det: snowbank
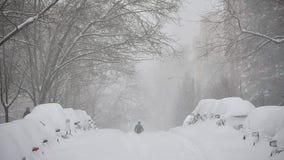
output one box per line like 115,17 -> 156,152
0,103 -> 95,160
0,119 -> 49,160
191,97 -> 254,118
74,110 -> 92,130
172,120 -> 271,160
186,97 -> 255,127
63,108 -> 80,133
192,99 -> 219,115
183,115 -> 195,125
273,127 -> 284,148
25,103 -> 67,136
243,106 -> 284,138
216,97 -> 255,118
0,103 -> 69,160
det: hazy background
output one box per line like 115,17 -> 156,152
1,0 -> 283,131
129,0 -> 216,130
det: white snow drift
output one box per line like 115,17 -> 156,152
0,103 -> 94,160
184,97 -> 255,126
192,97 -> 255,118
243,106 -> 284,138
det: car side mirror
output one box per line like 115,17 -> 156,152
269,140 -> 278,147
215,114 -> 220,119
252,132 -> 259,138
43,139 -> 48,144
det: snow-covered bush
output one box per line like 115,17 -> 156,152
243,106 -> 284,141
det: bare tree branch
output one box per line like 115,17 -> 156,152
0,0 -> 59,46
225,0 -> 284,44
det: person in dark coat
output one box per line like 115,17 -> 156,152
134,121 -> 144,134
23,107 -> 31,118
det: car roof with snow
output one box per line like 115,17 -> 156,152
192,97 -> 255,118
243,106 -> 284,138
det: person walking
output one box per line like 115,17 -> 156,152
134,121 -> 144,134
23,107 -> 31,118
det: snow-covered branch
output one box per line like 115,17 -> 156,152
0,0 -> 59,46
225,0 -> 284,44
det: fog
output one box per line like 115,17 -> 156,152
1,0 -> 283,132
127,0 -> 215,130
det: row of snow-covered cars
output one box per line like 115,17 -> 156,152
0,103 -> 95,160
183,97 -> 284,157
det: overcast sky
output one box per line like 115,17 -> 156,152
134,0 -> 217,129
165,0 -> 217,47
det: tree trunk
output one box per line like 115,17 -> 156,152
4,107 -> 9,123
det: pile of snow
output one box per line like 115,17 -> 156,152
25,103 -> 67,136
0,119 -> 49,160
192,99 -> 219,115
63,108 -> 80,133
192,97 -> 254,118
272,127 -> 284,149
243,106 -> 284,138
0,103 -> 96,160
172,120 -> 273,160
216,97 -> 255,118
183,115 -> 195,125
45,119 -> 275,160
75,110 -> 92,130
185,97 -> 255,127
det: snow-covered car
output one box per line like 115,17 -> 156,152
63,108 -> 80,134
25,103 -> 68,139
192,99 -> 219,116
0,103 -> 94,160
74,110 -> 94,130
0,119 -> 49,160
270,127 -> 284,157
186,97 -> 255,128
183,114 -> 196,125
216,97 -> 255,118
243,106 -> 284,145
216,97 -> 255,128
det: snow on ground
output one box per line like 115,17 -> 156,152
172,120 -> 273,160
1,100 -> 284,160
44,118 -> 283,160
45,129 -> 204,160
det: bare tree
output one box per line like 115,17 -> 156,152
20,0 -> 181,105
192,0 -> 284,106
0,0 -> 59,46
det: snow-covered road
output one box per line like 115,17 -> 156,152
46,129 -> 205,160
44,120 -> 283,160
